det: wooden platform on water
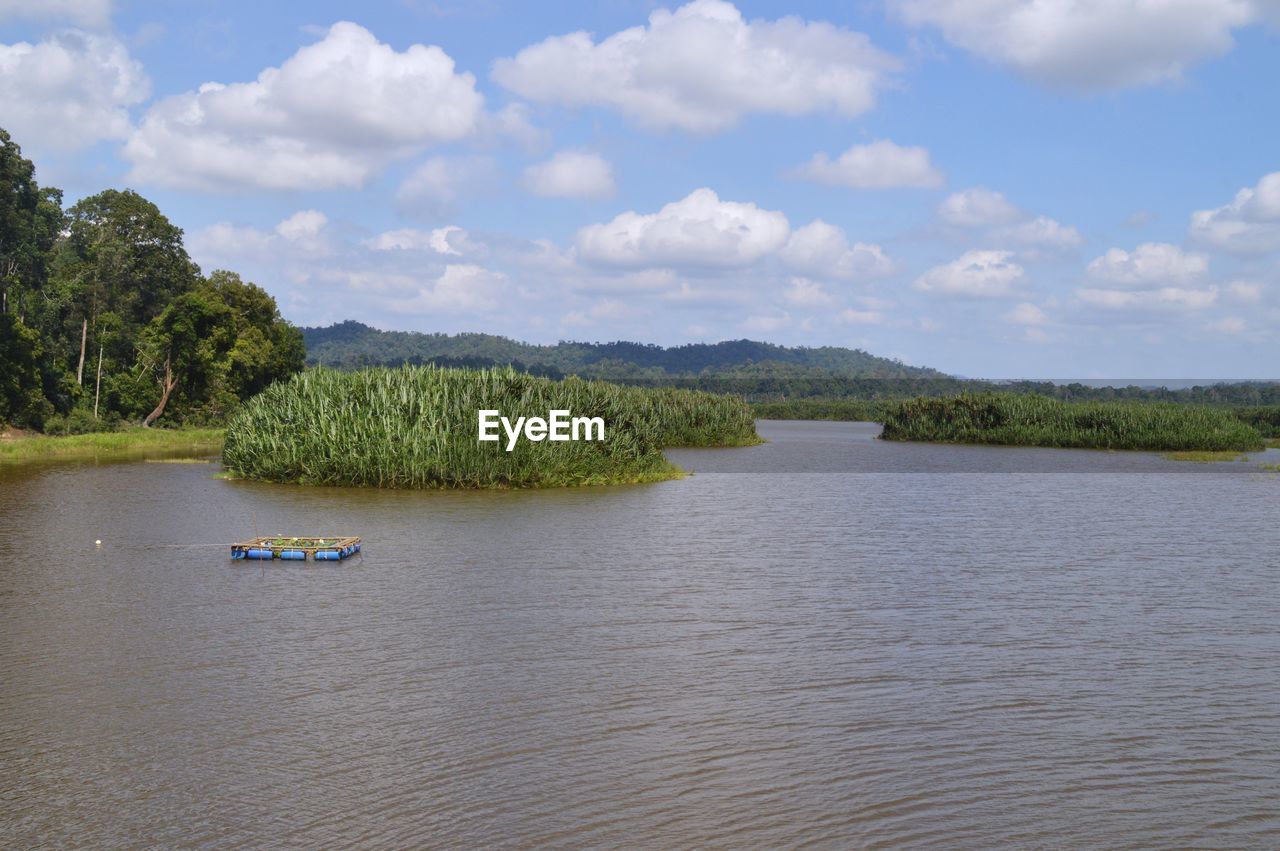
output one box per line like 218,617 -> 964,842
232,536 -> 361,562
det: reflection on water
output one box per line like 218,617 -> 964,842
1,421 -> 1278,847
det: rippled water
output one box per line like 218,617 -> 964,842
2,421 -> 1279,848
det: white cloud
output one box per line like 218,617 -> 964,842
1086,242 -> 1208,285
576,187 -> 790,267
1076,286 -> 1219,310
1189,172 -> 1280,254
1207,316 -> 1246,334
363,225 -> 475,255
396,155 -> 497,215
522,150 -> 616,199
0,0 -> 111,28
794,140 -> 943,189
0,31 -> 148,151
391,264 -> 510,314
780,220 -> 894,279
783,277 -> 834,307
997,215 -> 1084,250
1005,302 -> 1048,325
938,187 -> 1020,227
1226,281 -> 1263,302
890,0 -> 1262,90
914,250 -> 1024,297
124,22 -> 484,190
838,308 -> 884,324
492,0 -> 897,133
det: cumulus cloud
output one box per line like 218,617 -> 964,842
914,250 -> 1025,297
396,155 -> 498,216
1189,171 -> 1280,254
794,140 -> 943,189
363,225 -> 476,255
890,0 -> 1263,90
576,188 -> 790,267
1226,281 -> 1263,302
1086,242 -> 1208,285
492,0 -> 897,133
940,188 -> 1083,253
783,277 -> 834,307
996,216 -> 1084,250
1005,302 -> 1048,325
522,150 -> 615,199
0,31 -> 149,151
124,22 -> 484,190
938,187 -> 1020,227
0,0 -> 111,28
391,264 -> 510,314
780,220 -> 894,279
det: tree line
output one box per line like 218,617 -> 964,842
1,127 -> 304,433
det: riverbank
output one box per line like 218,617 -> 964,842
880,393 -> 1264,451
0,428 -> 224,466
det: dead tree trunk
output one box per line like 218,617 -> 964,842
94,344 -> 104,419
76,318 -> 87,385
142,355 -> 178,428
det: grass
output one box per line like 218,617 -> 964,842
222,365 -> 760,489
0,427 -> 224,465
880,393 -> 1264,451
1264,438 -> 1280,449
1163,451 -> 1249,463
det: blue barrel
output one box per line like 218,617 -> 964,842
280,550 -> 306,560
354,542 -> 361,553
232,549 -> 246,560
315,550 -> 340,561
247,548 -> 274,560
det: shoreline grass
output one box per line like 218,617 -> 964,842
222,365 -> 758,489
1163,450 -> 1249,463
0,428 -> 224,466
880,393 -> 1264,452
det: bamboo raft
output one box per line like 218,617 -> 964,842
231,536 -> 362,562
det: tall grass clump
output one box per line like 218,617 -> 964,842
222,365 -> 759,488
880,393 -> 1264,451
1232,406 -> 1280,438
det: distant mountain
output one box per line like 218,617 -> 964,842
301,321 -> 946,379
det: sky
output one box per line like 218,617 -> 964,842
2,0 -> 1279,378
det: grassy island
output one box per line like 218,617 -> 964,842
221,366 -> 760,488
879,393 -> 1265,452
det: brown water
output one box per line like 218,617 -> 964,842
2,421 -> 1279,848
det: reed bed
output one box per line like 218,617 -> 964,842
222,366 -> 759,488
880,393 -> 1264,451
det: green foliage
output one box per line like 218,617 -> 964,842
42,408 -> 120,436
0,126 -> 304,431
222,365 -> 759,489
753,399 -> 891,421
1232,407 -> 1280,438
302,320 -> 942,379
880,393 -> 1264,452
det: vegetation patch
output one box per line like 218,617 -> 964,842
880,393 -> 1264,452
1163,451 -> 1249,463
222,366 -> 759,489
0,427 -> 223,465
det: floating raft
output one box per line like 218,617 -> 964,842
231,536 -> 361,562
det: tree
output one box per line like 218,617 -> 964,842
136,272 -> 304,426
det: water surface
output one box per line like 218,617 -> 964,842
2,421 -> 1278,847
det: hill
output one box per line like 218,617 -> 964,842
301,321 -> 944,379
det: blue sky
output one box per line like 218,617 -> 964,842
3,0 -> 1279,377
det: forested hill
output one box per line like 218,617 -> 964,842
302,321 -> 945,379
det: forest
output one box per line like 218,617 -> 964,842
0,127 -> 304,433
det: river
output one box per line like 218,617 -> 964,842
2,421 -> 1278,847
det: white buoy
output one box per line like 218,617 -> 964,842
95,539 -> 102,547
